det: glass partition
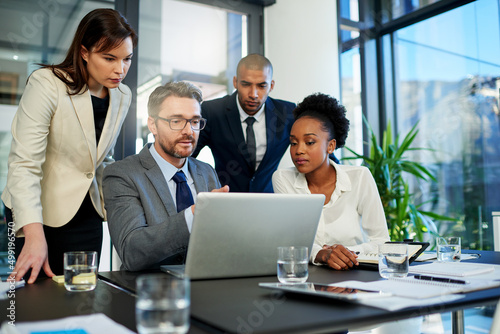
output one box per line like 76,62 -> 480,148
137,0 -> 248,166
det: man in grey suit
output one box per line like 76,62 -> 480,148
103,81 -> 229,271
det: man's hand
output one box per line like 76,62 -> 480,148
10,223 -> 54,284
316,244 -> 358,270
211,185 -> 229,193
190,185 -> 230,213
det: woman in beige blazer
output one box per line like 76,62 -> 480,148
2,8 -> 137,283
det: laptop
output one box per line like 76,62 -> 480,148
161,192 -> 324,280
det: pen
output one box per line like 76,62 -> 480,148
413,274 -> 469,285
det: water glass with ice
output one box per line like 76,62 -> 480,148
378,243 -> 409,279
63,251 -> 97,292
277,246 -> 309,284
136,274 -> 190,334
437,237 -> 461,262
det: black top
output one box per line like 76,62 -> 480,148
91,94 -> 109,144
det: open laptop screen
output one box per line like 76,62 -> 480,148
163,192 -> 324,280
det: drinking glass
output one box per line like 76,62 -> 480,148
277,246 -> 309,284
437,237 -> 461,262
136,274 -> 190,334
378,243 -> 409,278
63,251 -> 97,292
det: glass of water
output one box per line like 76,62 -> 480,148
277,246 -> 309,284
63,251 -> 97,292
437,237 -> 461,262
136,274 -> 190,334
378,243 -> 409,279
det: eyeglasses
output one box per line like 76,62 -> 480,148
156,117 -> 206,131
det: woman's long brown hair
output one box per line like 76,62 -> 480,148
42,8 -> 138,95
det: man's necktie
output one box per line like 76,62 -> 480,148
172,171 -> 194,213
245,117 -> 256,170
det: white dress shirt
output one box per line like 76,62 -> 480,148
272,160 -> 390,263
236,95 -> 267,170
150,144 -> 195,232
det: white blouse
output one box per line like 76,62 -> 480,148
272,160 -> 390,263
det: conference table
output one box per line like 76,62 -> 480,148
3,250 -> 500,333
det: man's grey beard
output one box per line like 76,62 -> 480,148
159,138 -> 195,159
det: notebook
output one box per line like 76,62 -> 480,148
161,192 -> 325,280
333,276 -> 500,299
409,262 -> 495,277
356,241 -> 429,269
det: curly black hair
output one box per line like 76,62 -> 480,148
293,93 -> 350,148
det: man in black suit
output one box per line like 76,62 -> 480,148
192,54 -> 295,193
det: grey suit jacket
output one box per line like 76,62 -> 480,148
103,144 -> 221,271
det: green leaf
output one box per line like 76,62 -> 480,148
342,116 -> 456,242
418,210 -> 460,221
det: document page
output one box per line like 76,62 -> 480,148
334,276 -> 500,299
0,313 -> 134,334
409,262 -> 496,277
334,279 -> 461,299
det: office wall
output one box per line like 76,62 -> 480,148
264,0 -> 340,105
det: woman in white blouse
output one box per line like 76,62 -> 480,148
272,93 -> 390,270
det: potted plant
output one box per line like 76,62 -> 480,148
342,118 -> 456,242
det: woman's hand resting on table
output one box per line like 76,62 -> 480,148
10,223 -> 55,283
315,244 -> 359,270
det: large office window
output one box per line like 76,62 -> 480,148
390,0 -> 500,249
339,0 -> 500,250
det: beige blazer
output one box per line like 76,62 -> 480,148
1,68 -> 131,236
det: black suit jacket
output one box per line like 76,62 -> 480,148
193,92 -> 295,193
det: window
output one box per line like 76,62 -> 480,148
339,0 -> 500,250
137,0 -> 259,166
381,0 -> 444,22
340,47 -> 364,158
339,0 -> 359,21
389,0 -> 500,249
